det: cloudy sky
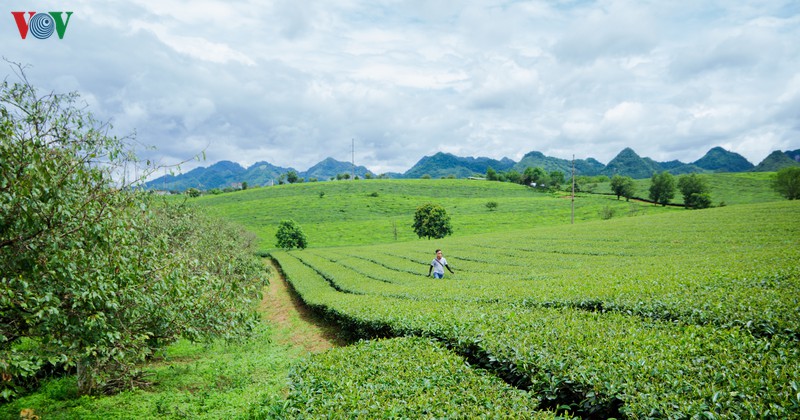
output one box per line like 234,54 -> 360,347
3,1 -> 799,175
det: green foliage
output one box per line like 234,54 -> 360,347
180,179 -> 679,250
186,187 -> 202,197
485,201 -> 498,211
523,167 -> 549,187
609,175 -> 636,201
772,167 -> 800,200
0,70 -> 266,399
266,337 -> 560,419
286,170 -> 300,184
273,201 -> 800,418
549,170 -> 566,189
649,171 -> 676,206
677,173 -> 712,209
599,205 -> 616,219
595,172 -> 782,206
412,203 -> 453,239
275,219 -> 308,249
1,325 -> 289,419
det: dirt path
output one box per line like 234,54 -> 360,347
260,258 -> 346,354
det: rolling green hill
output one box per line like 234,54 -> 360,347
182,179 -> 679,251
181,172 -> 781,250
594,171 -> 782,205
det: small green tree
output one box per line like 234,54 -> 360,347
549,171 -> 566,189
677,174 -> 712,209
486,167 -> 498,181
186,187 -> 201,197
486,201 -> 498,211
275,219 -> 308,249
522,167 -> 548,187
610,175 -> 636,201
286,170 -> 300,184
772,167 -> 800,200
412,203 -> 452,239
649,171 -> 676,206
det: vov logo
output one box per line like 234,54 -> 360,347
12,12 -> 73,39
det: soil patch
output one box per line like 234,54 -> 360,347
261,258 -> 347,353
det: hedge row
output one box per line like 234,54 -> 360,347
262,337 -> 565,419
272,215 -> 800,418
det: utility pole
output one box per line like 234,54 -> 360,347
351,138 -> 355,180
571,154 -> 575,224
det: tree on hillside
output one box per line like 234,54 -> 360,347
610,175 -> 636,201
677,174 -> 712,209
649,171 -> 676,206
504,169 -> 522,184
1,65 -> 265,398
486,167 -> 499,181
275,219 -> 308,249
412,203 -> 453,239
549,170 -> 566,189
772,167 -> 800,199
286,170 -> 300,184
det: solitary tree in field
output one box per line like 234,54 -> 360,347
772,167 -> 800,200
275,219 -> 308,249
610,175 -> 636,201
677,174 -> 712,209
649,171 -> 676,206
413,203 -> 453,239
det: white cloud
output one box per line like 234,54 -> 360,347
2,0 -> 798,175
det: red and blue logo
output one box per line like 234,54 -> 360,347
11,12 -> 73,39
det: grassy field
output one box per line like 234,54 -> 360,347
180,178 -> 679,251
594,171 -> 782,205
5,173 -> 795,418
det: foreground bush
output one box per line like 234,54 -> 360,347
1,67 -> 267,399
261,337 -> 564,419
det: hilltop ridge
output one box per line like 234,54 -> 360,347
145,147 -> 799,191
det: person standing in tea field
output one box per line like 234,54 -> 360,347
428,249 -> 455,279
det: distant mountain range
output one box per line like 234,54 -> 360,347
145,147 -> 800,191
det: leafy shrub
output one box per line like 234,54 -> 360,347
275,219 -> 308,249
772,167 -> 800,200
0,67 -> 266,399
264,337 -> 559,419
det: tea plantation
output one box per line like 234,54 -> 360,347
272,198 -> 800,418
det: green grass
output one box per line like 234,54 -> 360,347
180,179 -> 678,251
1,324 -> 291,419
594,171 -> 782,205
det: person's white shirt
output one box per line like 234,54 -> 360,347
431,257 -> 447,275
